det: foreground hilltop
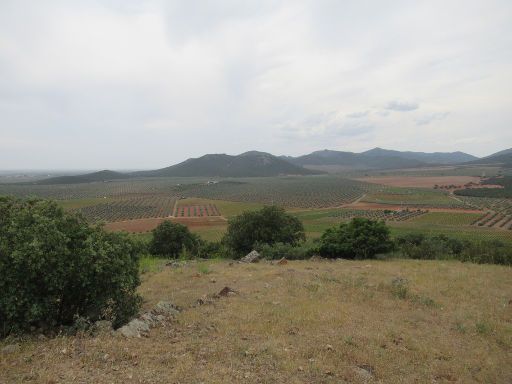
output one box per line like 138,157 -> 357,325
1,259 -> 510,383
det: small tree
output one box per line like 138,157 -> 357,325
318,218 -> 393,259
0,197 -> 142,336
223,206 -> 305,256
149,220 -> 199,258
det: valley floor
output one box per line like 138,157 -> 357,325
1,259 -> 511,383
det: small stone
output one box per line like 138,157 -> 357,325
218,286 -> 237,297
354,365 -> 374,381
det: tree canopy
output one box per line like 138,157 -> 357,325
223,206 -> 305,256
0,197 -> 142,335
149,220 -> 199,258
318,218 -> 393,259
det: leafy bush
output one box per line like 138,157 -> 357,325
0,197 -> 142,336
395,234 -> 512,265
223,206 -> 305,257
149,220 -> 199,258
256,241 -> 317,260
318,218 -> 393,259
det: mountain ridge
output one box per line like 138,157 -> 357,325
30,147 -> 511,184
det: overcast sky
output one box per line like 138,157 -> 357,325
1,0 -> 511,169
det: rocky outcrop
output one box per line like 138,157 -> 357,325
241,250 -> 260,263
117,301 -> 180,338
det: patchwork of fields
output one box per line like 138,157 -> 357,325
1,173 -> 511,243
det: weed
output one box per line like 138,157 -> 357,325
454,322 -> 466,334
197,263 -> 211,275
475,321 -> 492,335
390,277 -> 409,299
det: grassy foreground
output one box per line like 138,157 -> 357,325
1,259 -> 511,383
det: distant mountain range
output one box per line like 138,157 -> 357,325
282,147 -> 478,172
32,147 -> 511,184
466,148 -> 512,168
132,151 -> 320,178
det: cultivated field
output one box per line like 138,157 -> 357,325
1,259 -> 511,383
1,173 -> 511,242
356,175 -> 482,188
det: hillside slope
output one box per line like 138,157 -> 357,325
466,148 -> 512,167
285,149 -> 426,170
133,151 -> 322,177
35,170 -> 129,185
361,147 -> 478,164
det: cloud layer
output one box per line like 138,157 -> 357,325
0,0 -> 511,169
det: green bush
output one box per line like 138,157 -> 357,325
0,197 -> 142,336
223,206 -> 305,257
318,218 -> 393,259
149,220 -> 199,258
395,234 -> 512,265
256,241 -> 317,260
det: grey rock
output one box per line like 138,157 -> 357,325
153,301 -> 180,317
241,250 -> 260,263
353,365 -> 374,382
118,319 -> 150,338
93,320 -> 113,335
1,344 -> 20,354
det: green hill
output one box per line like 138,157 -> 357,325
36,170 -> 129,185
133,151 -> 322,178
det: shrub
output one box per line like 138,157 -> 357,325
256,241 -> 317,260
0,197 -> 142,336
223,206 -> 305,257
318,218 -> 393,259
395,234 -> 512,265
149,220 -> 199,258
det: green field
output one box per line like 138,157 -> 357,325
2,174 -> 511,245
408,211 -> 483,226
362,188 -> 465,208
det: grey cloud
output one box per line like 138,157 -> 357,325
0,0 -> 511,168
386,101 -> 419,112
416,112 -> 450,125
346,111 -> 370,118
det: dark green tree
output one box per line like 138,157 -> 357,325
0,197 -> 142,336
318,218 -> 393,259
149,220 -> 199,258
223,206 -> 305,256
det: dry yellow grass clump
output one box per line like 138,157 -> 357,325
1,259 -> 511,383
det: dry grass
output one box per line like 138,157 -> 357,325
1,259 -> 511,383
